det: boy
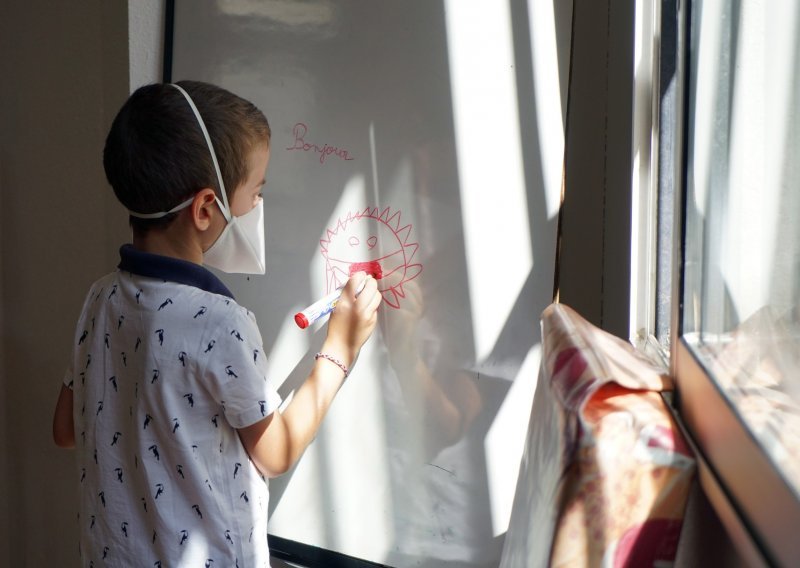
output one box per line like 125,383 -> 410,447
52,80 -> 381,567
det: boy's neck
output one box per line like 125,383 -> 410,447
132,227 -> 204,266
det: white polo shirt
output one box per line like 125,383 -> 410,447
64,245 -> 281,567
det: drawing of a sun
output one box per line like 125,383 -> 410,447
320,206 -> 422,308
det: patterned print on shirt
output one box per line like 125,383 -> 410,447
69,270 -> 279,566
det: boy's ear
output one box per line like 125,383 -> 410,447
190,188 -> 219,231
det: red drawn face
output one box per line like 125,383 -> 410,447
320,206 -> 422,308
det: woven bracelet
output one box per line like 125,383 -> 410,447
314,352 -> 349,378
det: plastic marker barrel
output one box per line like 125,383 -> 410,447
293,262 -> 382,329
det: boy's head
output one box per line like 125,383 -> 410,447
103,80 -> 271,233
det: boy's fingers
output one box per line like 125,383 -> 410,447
353,275 -> 378,301
356,277 -> 380,310
366,288 -> 382,313
345,271 -> 367,297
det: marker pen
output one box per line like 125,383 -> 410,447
294,262 -> 382,330
294,281 -> 365,329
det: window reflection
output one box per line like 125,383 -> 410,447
683,0 -> 800,496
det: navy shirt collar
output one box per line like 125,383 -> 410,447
118,244 -> 235,300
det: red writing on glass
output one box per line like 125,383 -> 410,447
286,122 -> 355,164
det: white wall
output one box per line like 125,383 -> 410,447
170,1 -> 569,564
0,1 -> 161,565
129,0 -> 166,90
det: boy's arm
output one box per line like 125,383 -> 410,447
237,273 -> 381,478
237,342 -> 354,477
53,384 -> 75,449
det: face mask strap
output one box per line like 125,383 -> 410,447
169,83 -> 232,222
127,84 -> 234,222
128,196 -> 194,220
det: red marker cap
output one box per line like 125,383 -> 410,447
294,312 -> 310,329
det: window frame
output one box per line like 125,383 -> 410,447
630,0 -> 679,366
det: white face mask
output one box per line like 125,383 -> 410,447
203,196 -> 266,274
128,83 -> 266,275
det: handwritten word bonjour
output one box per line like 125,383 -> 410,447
286,122 -> 355,165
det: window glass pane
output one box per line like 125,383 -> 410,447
683,0 -> 800,494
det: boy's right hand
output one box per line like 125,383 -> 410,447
324,271 -> 382,366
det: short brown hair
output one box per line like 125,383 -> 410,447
103,80 -> 271,232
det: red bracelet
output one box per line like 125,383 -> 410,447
314,352 -> 349,378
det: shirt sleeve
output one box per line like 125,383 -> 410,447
200,307 -> 282,429
63,282 -> 101,391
